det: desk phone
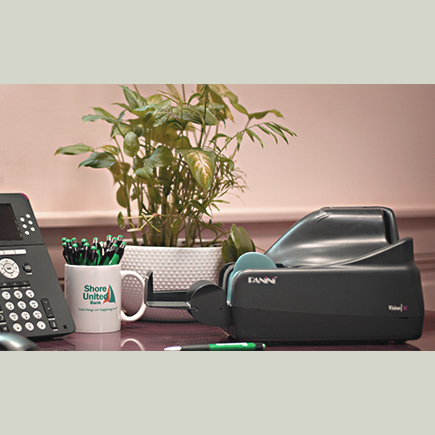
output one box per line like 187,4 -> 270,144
0,193 -> 75,339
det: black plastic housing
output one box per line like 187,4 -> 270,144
145,207 -> 425,343
0,194 -> 75,339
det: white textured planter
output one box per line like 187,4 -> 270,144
120,244 -> 224,322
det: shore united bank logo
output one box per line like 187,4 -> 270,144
83,284 -> 116,305
103,285 -> 116,304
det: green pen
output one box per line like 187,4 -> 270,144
87,246 -> 98,265
80,242 -> 90,265
164,342 -> 266,351
112,241 -> 126,263
62,242 -> 69,263
71,243 -> 80,265
96,246 -> 102,265
103,243 -> 118,265
108,249 -> 120,266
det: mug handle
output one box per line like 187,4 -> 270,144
120,270 -> 147,322
121,338 -> 146,351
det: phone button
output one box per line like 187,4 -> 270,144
0,259 -> 20,279
15,249 -> 27,255
36,321 -> 46,330
33,310 -> 42,319
29,300 -> 38,309
25,322 -> 34,331
9,312 -> 19,321
13,323 -> 22,332
2,291 -> 11,300
14,290 -> 23,299
49,319 -> 58,330
22,263 -> 32,273
5,302 -> 14,311
26,289 -> 35,298
17,301 -> 26,310
4,264 -> 15,273
41,298 -> 54,318
0,324 -> 9,332
21,311 -> 30,321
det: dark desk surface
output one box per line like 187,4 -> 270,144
36,310 -> 435,351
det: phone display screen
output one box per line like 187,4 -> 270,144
0,204 -> 23,241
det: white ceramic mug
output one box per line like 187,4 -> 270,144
64,264 -> 147,333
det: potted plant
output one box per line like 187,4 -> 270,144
55,84 -> 296,320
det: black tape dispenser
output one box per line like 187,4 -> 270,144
145,207 -> 425,343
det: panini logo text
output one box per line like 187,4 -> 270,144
248,276 -> 277,285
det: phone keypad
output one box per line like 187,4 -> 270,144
0,282 -> 59,335
19,214 -> 36,236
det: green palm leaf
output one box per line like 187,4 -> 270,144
178,148 -> 217,190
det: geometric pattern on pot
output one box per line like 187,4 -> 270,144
121,244 -> 224,322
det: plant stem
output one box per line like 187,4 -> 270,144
197,85 -> 209,148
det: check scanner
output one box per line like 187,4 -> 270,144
146,207 -> 425,343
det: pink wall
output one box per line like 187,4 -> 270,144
1,84 -> 434,224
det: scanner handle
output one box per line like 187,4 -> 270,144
144,271 -> 231,327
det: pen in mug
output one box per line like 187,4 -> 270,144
61,235 -> 125,266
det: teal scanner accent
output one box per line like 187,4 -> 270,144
226,252 -> 277,303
